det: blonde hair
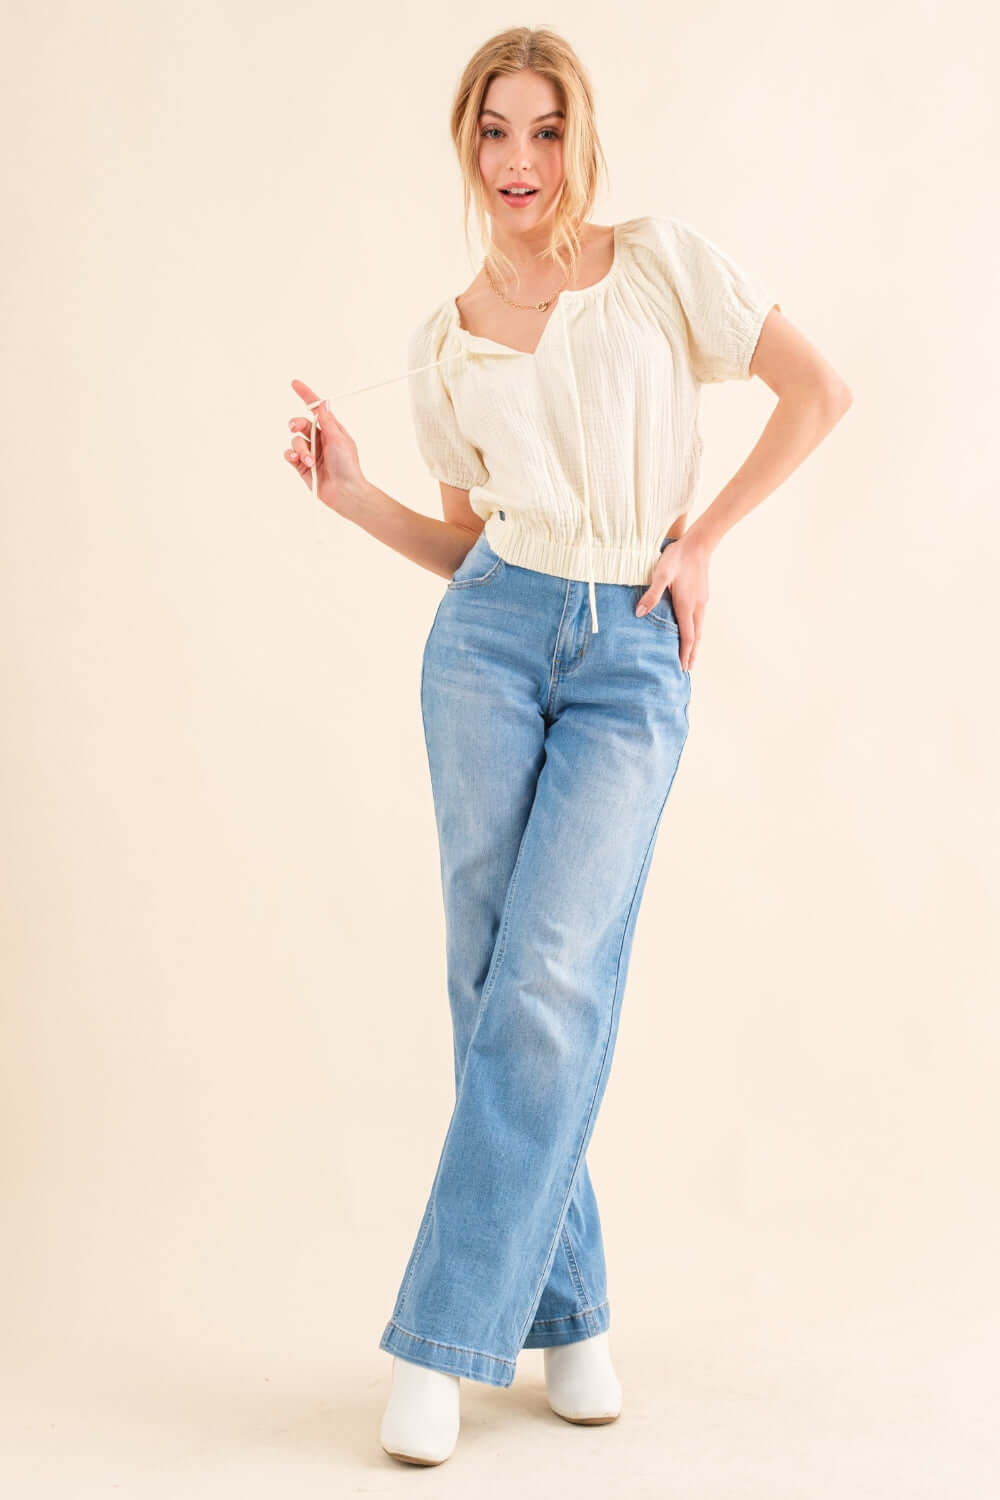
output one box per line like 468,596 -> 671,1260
449,28 -> 609,290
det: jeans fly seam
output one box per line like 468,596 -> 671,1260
544,581 -> 575,718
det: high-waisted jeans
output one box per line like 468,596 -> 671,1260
378,530 -> 691,1387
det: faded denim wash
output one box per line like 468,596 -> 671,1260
378,531 -> 691,1387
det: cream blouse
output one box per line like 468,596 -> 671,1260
407,214 -> 778,632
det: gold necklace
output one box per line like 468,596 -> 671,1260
484,260 -> 570,312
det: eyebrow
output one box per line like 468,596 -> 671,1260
479,109 -> 565,124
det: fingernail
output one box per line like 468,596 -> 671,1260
303,454 -> 314,466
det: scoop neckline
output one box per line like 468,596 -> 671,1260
450,221 -> 624,359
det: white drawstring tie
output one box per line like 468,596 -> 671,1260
557,296 -> 600,633
301,349 -> 467,509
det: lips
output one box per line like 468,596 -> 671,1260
500,187 -> 538,198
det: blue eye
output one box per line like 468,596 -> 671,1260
480,127 -> 561,142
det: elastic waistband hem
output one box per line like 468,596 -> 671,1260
483,512 -> 667,586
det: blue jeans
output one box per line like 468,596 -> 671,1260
378,531 -> 691,1387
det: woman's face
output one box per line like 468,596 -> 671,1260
477,68 -> 565,231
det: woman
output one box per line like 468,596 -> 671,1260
283,28 -> 851,1467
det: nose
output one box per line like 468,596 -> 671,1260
503,133 -> 534,168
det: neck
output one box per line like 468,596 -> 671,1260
487,217 -> 582,287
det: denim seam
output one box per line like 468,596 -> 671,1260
420,595 -> 447,714
394,786 -> 534,1318
386,1319 -> 517,1369
514,1040 -> 613,1349
394,1204 -> 435,1320
643,582 -> 679,635
446,556 -> 505,590
530,1299 -> 609,1327
645,610 -> 679,636
515,882 -> 641,1344
560,1224 -> 593,1311
399,607 -> 452,1321
515,791 -> 667,1349
469,811 -> 530,1034
544,581 -> 576,717
398,627 -> 446,1320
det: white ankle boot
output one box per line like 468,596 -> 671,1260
543,1330 -> 623,1424
379,1355 -> 461,1465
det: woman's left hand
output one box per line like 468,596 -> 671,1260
635,534 -> 709,672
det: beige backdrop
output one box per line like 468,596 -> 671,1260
2,1 -> 996,1494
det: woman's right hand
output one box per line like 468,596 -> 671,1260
283,379 -> 366,513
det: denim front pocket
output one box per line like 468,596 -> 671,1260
447,535 -> 506,589
644,589 -> 679,634
644,535 -> 679,634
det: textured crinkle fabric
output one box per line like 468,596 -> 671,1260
407,214 -> 778,628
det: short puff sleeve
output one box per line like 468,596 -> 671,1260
407,304 -> 490,489
641,215 -> 779,383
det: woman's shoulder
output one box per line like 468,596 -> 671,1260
616,212 -> 758,307
617,212 -> 696,262
618,211 -> 753,273
408,295 -> 460,362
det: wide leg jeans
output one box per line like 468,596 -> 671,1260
378,532 -> 691,1387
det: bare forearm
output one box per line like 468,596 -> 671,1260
686,383 -> 853,554
336,478 -> 480,580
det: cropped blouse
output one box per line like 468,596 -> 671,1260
406,213 -> 779,632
